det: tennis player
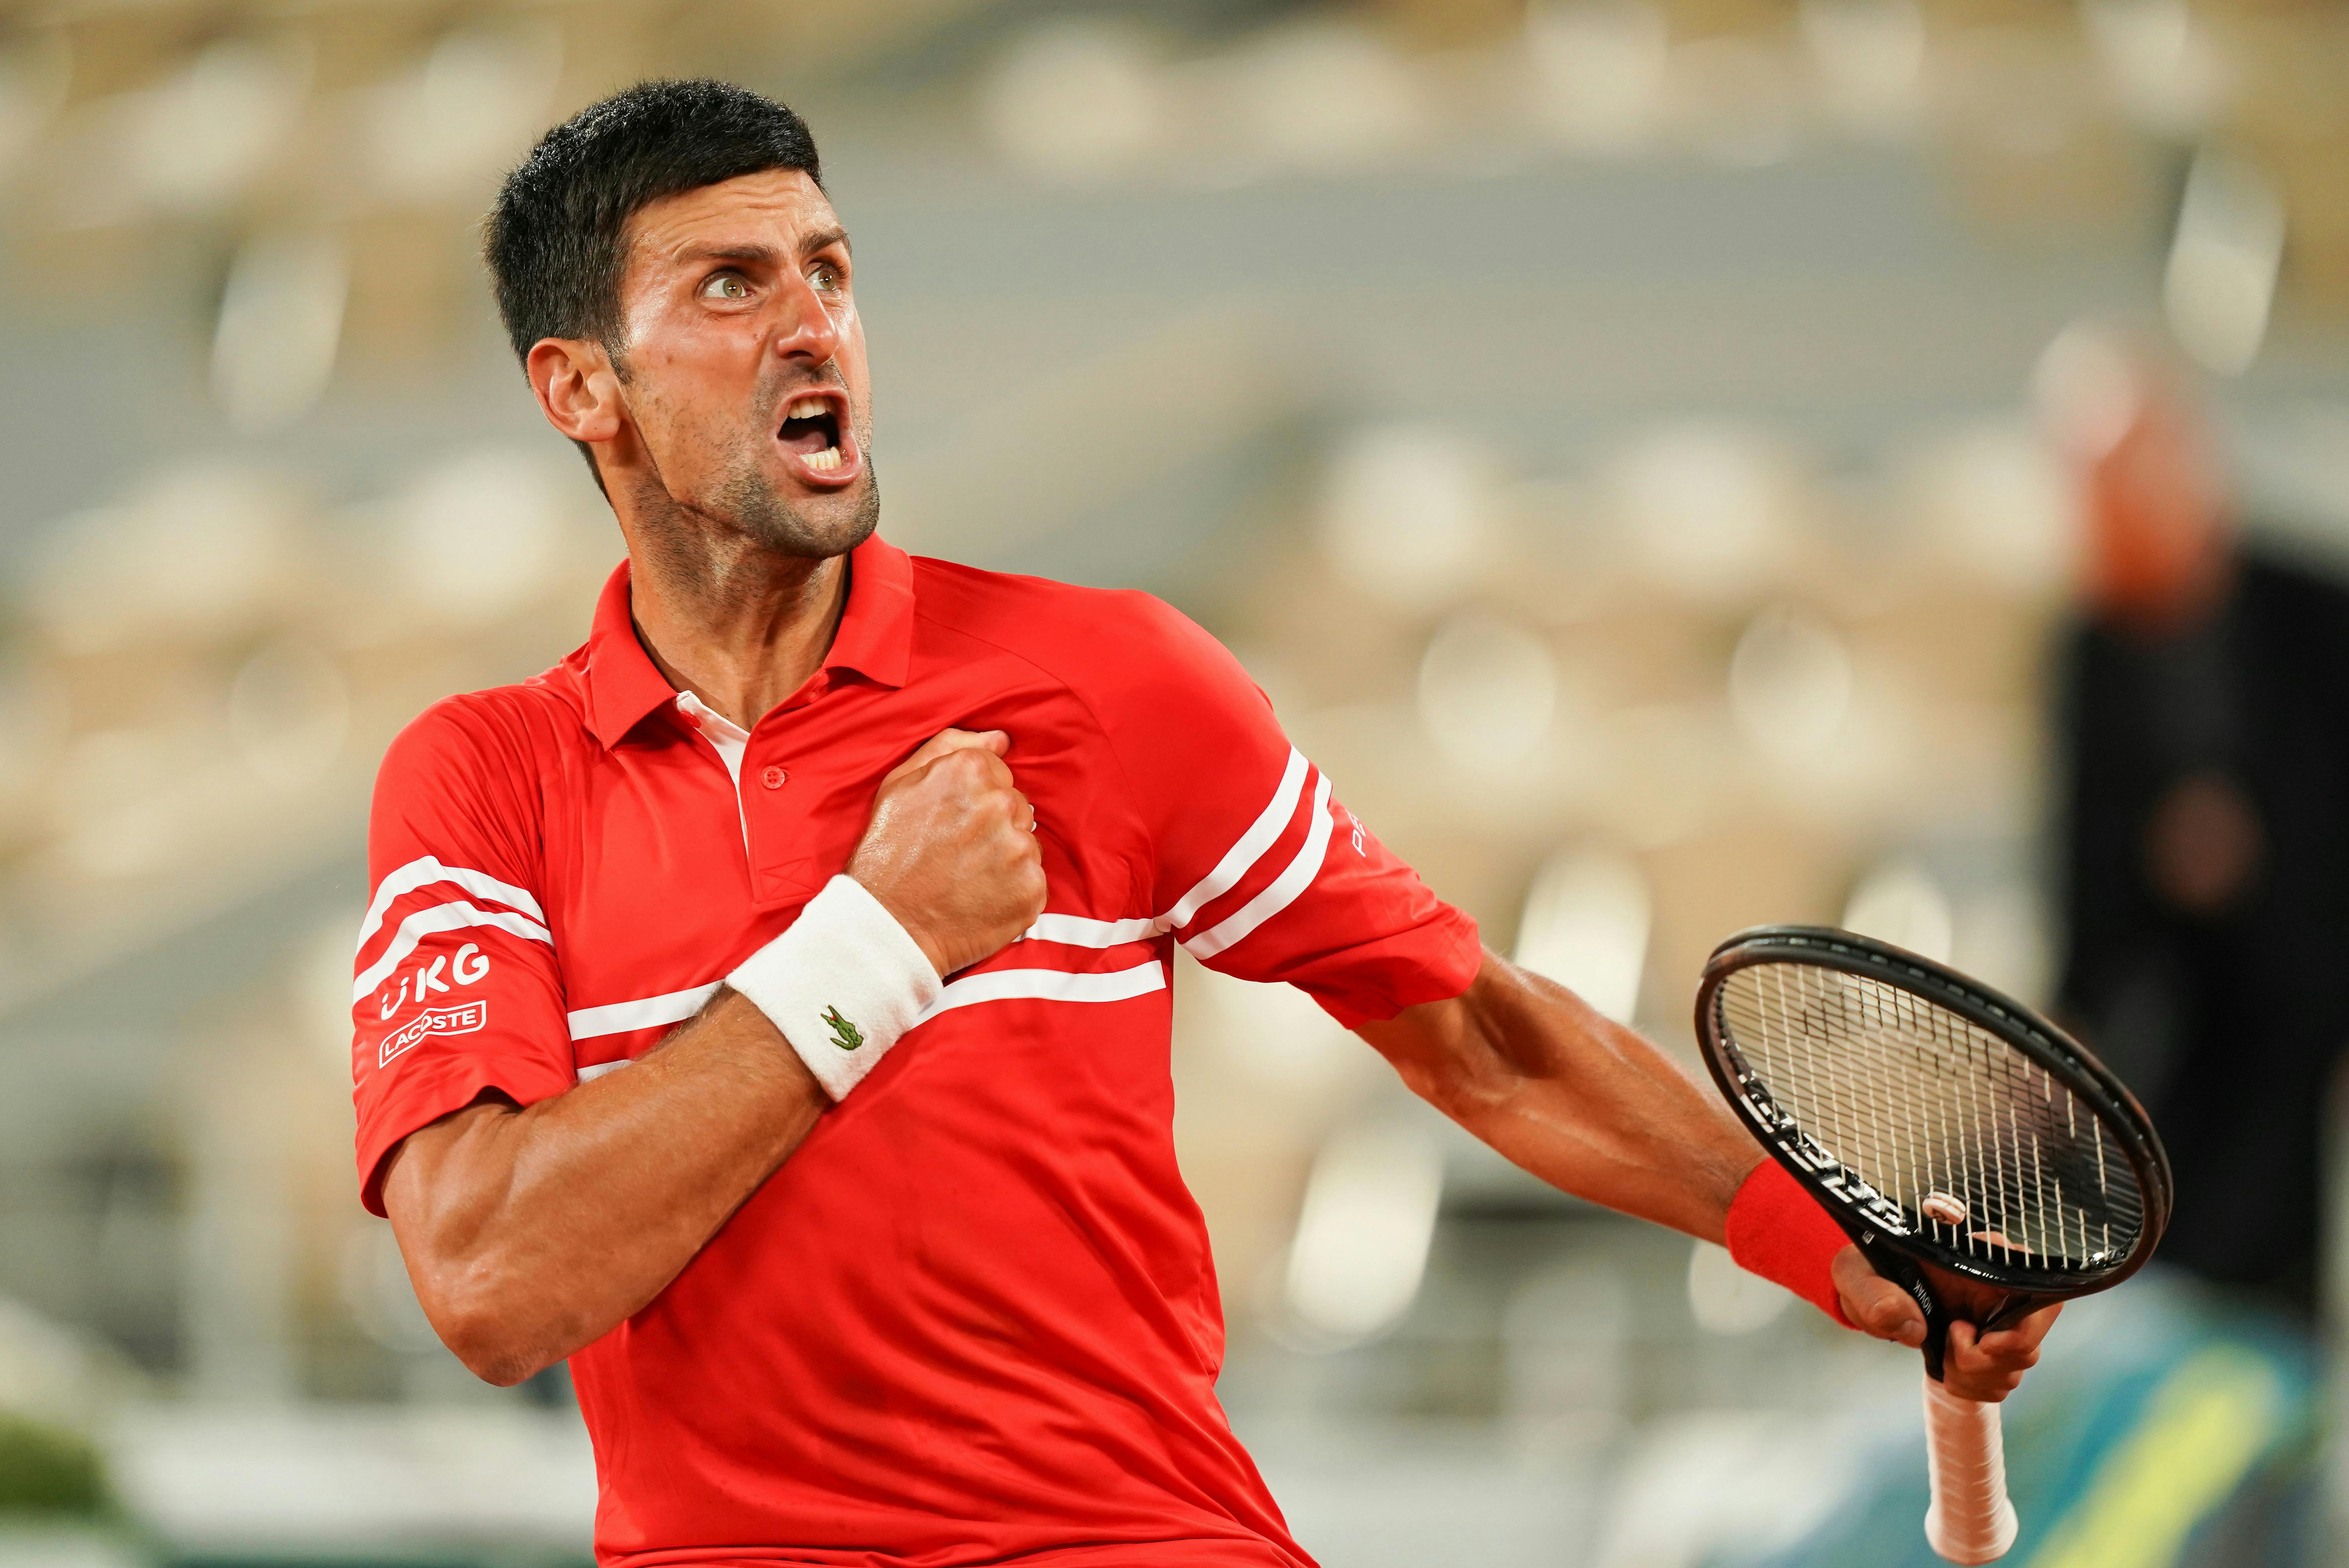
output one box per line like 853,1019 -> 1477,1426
354,80 -> 2056,1568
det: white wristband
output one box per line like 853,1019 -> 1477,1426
728,875 -> 942,1101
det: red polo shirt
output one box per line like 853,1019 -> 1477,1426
350,535 -> 1481,1568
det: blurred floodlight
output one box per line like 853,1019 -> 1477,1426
2083,0 -> 2228,138
981,22 -> 1163,183
229,640 -> 351,790
2032,323 -> 2142,462
128,37 -> 309,215
1799,0 -> 1925,141
2164,144 -> 2285,378
1318,425 -> 1493,609
1902,424 -> 2077,595
1687,1240 -> 1792,1334
1611,424 -> 1794,601
294,913 -> 366,1069
1525,0 -> 1668,156
1514,847 -> 1649,1023
29,466 -> 301,651
1842,856 -> 1953,963
1282,1121 -> 1444,1348
1728,604 -> 1852,763
212,231 -> 347,436
1224,21 -> 1422,173
1954,883 -> 2050,1006
394,447 -> 568,624
1668,37 -> 1796,167
369,20 -> 563,204
0,29 -> 70,176
1418,612 -> 1557,770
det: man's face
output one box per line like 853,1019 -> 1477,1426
609,168 -> 876,558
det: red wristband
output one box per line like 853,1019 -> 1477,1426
1725,1159 -> 1856,1328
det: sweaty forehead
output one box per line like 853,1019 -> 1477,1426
623,169 -> 841,272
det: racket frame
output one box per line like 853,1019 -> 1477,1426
1694,925 -> 2172,1363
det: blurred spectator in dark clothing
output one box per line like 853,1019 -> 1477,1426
2046,327 -> 2349,1315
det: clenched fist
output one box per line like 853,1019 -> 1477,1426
848,729 -> 1047,977
1832,1247 -> 2061,1403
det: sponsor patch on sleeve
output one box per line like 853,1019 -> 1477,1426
378,1000 -> 489,1068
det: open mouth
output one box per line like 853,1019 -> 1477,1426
777,392 -> 854,480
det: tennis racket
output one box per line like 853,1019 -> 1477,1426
1694,926 -> 2171,1564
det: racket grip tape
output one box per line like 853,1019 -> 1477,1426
1920,1372 -> 2019,1564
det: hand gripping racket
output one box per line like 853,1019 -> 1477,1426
1694,927 -> 2171,1564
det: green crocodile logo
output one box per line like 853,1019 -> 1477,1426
822,1006 -> 866,1052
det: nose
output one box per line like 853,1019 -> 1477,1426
771,271 -> 842,366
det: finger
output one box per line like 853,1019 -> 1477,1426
1967,1324 -> 2049,1373
1830,1246 -> 1924,1347
1946,1319 -> 2034,1379
1941,1322 -> 2009,1403
919,745 -> 1016,798
1842,1275 -> 1926,1347
1990,1300 -> 2063,1353
884,728 -> 1009,786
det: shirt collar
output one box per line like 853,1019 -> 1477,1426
581,532 -> 917,750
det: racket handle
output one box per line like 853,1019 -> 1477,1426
1921,1372 -> 2019,1564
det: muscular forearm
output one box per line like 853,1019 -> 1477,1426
380,989 -> 825,1385
376,727 -> 1043,1388
1358,951 -> 1761,1242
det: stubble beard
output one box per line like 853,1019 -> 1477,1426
708,446 -> 880,562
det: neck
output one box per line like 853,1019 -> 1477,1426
619,502 -> 853,731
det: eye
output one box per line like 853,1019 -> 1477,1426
700,271 -> 752,301
810,261 -> 845,293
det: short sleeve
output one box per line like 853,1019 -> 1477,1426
1093,596 -> 1482,1027
350,697 -> 574,1216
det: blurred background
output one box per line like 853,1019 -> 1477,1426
0,0 -> 2346,1562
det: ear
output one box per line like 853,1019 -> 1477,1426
528,337 -> 627,447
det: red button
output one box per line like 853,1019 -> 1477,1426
760,765 -> 788,790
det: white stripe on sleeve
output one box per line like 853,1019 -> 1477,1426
1159,747 -> 1309,933
1182,771 -> 1335,961
358,856 -> 546,952
567,983 -> 722,1042
352,901 -> 553,1003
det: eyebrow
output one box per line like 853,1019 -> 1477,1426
673,242 -> 782,268
670,227 -> 851,270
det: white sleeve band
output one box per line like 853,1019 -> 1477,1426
727,875 -> 942,1101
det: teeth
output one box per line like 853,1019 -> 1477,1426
807,447 -> 841,471
787,398 -> 828,420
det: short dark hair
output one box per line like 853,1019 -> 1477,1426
483,80 -> 823,477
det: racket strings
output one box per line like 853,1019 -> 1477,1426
1720,963 -> 2143,1276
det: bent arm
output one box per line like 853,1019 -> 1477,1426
1355,948 -> 1759,1241
376,727 -> 1045,1387
1359,947 -> 2059,1400
381,989 -> 822,1386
